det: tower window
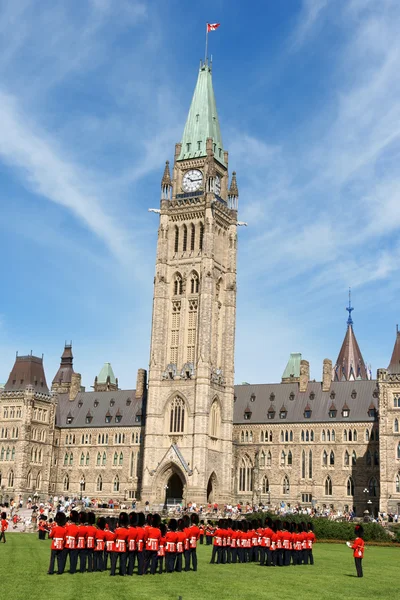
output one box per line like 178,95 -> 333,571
197,141 -> 201,150
190,223 -> 195,251
174,226 -> 179,253
199,223 -> 204,251
186,299 -> 198,363
182,225 -> 188,251
170,397 -> 185,433
186,143 -> 191,152
170,301 -> 181,365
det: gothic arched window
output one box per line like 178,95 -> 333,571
395,419 -> 399,433
241,431 -> 244,443
8,470 -> 14,488
302,450 -> 306,479
36,472 -> 42,490
281,451 -> 286,466
113,452 -> 118,466
347,477 -> 354,496
114,475 -> 120,492
27,471 -> 32,488
119,452 -> 123,466
174,226 -> 179,253
353,430 -> 357,441
86,452 -> 90,466
69,453 -> 73,466
310,430 -> 314,442
322,450 -> 328,466
366,450 -> 372,466
325,476 -> 332,496
239,456 -> 253,492
267,451 -> 272,467
260,451 -> 265,467
174,274 -> 183,296
262,475 -> 269,494
63,474 -> 69,491
199,222 -> 204,251
283,475 -> 290,495
182,225 -> 188,252
397,443 -> 400,460
369,477 -> 378,497
349,430 -> 353,442
309,449 -> 313,479
331,430 -> 335,442
97,475 -> 102,492
190,272 -> 199,294
344,430 -> 347,442
330,451 -> 335,466
352,451 -> 357,466
102,451 -> 107,466
374,451 -> 379,466
288,451 -> 293,465
301,430 -> 304,442
210,401 -> 221,439
190,223 -> 195,251
344,450 -> 350,466
64,452 -> 68,466
396,473 -> 400,493
96,452 -> 101,466
170,397 -> 185,433
80,453 -> 85,466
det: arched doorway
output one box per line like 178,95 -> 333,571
166,473 -> 184,504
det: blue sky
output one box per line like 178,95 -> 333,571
1,0 -> 400,389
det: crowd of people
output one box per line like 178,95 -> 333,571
45,510 -> 201,576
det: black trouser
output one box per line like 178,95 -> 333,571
184,549 -> 191,571
104,550 -> 111,570
266,548 -> 273,566
166,552 -> 176,573
206,535 -> 212,545
0,531 -> 6,543
259,547 -> 266,565
48,549 -> 63,574
217,546 -> 226,564
226,546 -> 231,564
283,549 -> 291,566
110,552 -> 127,575
251,546 -> 259,562
137,551 -> 145,575
307,549 -> 314,565
355,558 -> 363,577
86,549 -> 94,572
186,548 -> 197,571
175,552 -> 183,572
78,548 -> 87,572
94,551 -> 104,571
64,548 -> 78,573
200,534 -> 204,545
127,550 -> 137,575
38,529 -> 46,540
210,545 -> 218,563
144,550 -> 158,575
231,547 -> 238,563
157,556 -> 164,574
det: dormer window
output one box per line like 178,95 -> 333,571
115,412 -> 122,423
244,408 -> 252,420
78,400 -> 83,408
270,393 -> 275,402
66,414 -> 73,425
304,405 -> 312,419
373,389 -> 378,399
268,406 -> 275,420
351,390 -> 357,399
280,410 -> 287,419
135,415 -> 141,423
289,392 -> 295,401
329,409 -> 337,418
330,391 -> 336,399
250,394 -> 256,403
234,395 -> 237,403
342,408 -> 350,418
105,411 -> 112,424
126,398 -> 131,406
110,399 -> 115,407
368,408 -> 376,418
309,392 -> 315,401
94,399 -> 99,408
85,414 -> 93,424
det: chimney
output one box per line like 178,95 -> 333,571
136,369 -> 147,399
299,360 -> 309,393
322,359 -> 332,392
69,372 -> 82,401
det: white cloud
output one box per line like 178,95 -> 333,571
290,0 -> 329,49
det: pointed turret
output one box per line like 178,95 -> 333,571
333,293 -> 369,381
178,63 -> 225,165
93,362 -> 119,392
387,326 -> 400,374
161,160 -> 172,201
228,171 -> 239,210
52,343 -> 75,392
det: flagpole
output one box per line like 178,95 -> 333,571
205,23 -> 208,65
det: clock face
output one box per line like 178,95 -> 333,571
215,174 -> 221,196
182,169 -> 203,193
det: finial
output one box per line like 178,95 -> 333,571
161,160 -> 172,187
229,171 -> 239,197
346,287 -> 354,326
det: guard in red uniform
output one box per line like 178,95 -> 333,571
104,521 -> 116,573
144,513 -> 162,575
262,517 -> 273,567
127,512 -> 138,576
175,518 -> 187,572
210,519 -> 223,564
199,520 -> 205,545
94,517 -> 106,572
305,522 -> 316,565
185,513 -> 200,571
111,512 -> 129,576
205,520 -> 214,545
85,512 -> 96,572
348,524 -> 365,577
282,521 -> 292,566
165,518 -> 178,573
64,510 -> 79,574
48,512 -> 66,575
135,512 -> 146,576
76,511 -> 88,573
157,523 -> 167,574
38,515 -> 48,540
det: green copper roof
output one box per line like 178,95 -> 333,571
178,63 -> 225,165
97,362 -> 116,385
282,353 -> 302,380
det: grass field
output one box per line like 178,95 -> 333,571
0,535 -> 398,600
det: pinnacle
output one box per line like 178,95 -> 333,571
161,160 -> 172,186
229,171 -> 239,197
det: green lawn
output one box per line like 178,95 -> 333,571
0,535 -> 398,600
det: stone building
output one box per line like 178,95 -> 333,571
1,61 -> 400,516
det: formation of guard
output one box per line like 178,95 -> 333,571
209,518 -> 316,566
47,510 -> 201,575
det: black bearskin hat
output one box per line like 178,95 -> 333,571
129,512 -> 137,527
87,511 -> 96,526
137,512 -> 145,527
69,510 -> 79,523
355,524 -> 364,538
152,513 -> 161,528
55,511 -> 66,526
118,512 -> 129,527
168,518 -> 178,532
97,516 -> 106,530
191,513 -> 199,525
78,511 -> 87,525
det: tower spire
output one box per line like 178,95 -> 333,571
178,63 -> 225,165
333,292 -> 369,381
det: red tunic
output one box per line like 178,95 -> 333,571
77,524 -> 87,549
135,527 -> 146,552
145,526 -> 161,551
183,527 -> 191,551
165,531 -> 178,553
50,525 -> 65,550
213,527 -> 224,547
306,531 -> 316,549
352,537 -> 364,558
94,528 -> 106,551
281,530 -> 292,550
86,525 -> 96,550
158,536 -> 166,557
64,523 -> 79,549
189,525 -> 200,549
114,527 -> 129,553
104,529 -> 116,552
176,531 -> 186,553
127,526 -> 137,551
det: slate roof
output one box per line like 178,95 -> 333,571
52,344 -> 75,385
233,379 -> 378,425
56,390 -> 144,428
4,355 -> 49,393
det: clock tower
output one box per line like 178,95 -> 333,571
141,60 -> 239,505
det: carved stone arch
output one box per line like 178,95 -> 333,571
163,391 -> 190,435
155,461 -> 187,505
209,397 -> 222,438
207,471 -> 218,503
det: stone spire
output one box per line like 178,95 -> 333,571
333,294 -> 369,381
387,326 -> 400,374
229,171 -> 239,197
52,343 -> 75,392
178,62 -> 225,165
161,160 -> 172,186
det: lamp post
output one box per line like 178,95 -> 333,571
163,485 -> 168,513
363,488 -> 369,519
367,499 -> 373,518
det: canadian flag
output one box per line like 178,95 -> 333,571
207,23 -> 220,32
